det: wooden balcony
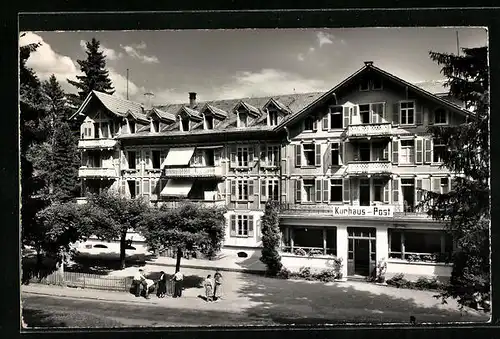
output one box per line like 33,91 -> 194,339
346,161 -> 392,176
78,138 -> 118,150
160,199 -> 226,209
162,166 -> 223,178
79,167 -> 118,178
346,122 -> 392,138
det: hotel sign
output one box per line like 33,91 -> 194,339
332,206 -> 394,217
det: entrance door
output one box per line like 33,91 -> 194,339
354,239 -> 370,276
359,179 -> 370,206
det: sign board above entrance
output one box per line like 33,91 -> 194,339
333,206 -> 394,217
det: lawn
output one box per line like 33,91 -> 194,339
22,306 -> 125,328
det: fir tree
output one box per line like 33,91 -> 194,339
421,46 -> 489,310
260,200 -> 283,275
67,38 -> 115,107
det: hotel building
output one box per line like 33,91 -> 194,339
72,61 -> 471,281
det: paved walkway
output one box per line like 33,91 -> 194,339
22,267 -> 489,324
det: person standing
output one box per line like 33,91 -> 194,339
172,269 -> 184,298
213,271 -> 223,301
204,275 -> 214,302
132,268 -> 146,297
156,271 -> 167,298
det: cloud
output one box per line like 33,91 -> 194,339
79,40 -> 123,60
309,47 -> 316,53
20,32 -> 143,99
297,53 -> 305,61
316,31 -> 335,47
120,43 -> 159,64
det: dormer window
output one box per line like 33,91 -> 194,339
181,117 -> 190,131
205,115 -> 214,130
129,120 -> 136,134
371,78 -> 383,90
360,79 -> 370,91
151,120 -> 160,133
268,109 -> 278,126
238,112 -> 248,127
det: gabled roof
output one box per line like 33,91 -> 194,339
70,90 -> 147,120
125,109 -> 150,124
235,101 -> 261,116
275,63 -> 473,131
178,106 -> 203,121
149,107 -> 176,122
201,103 -> 228,118
263,98 -> 293,114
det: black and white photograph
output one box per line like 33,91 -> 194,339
19,26 -> 490,327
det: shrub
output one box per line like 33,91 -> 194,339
297,266 -> 312,280
308,249 -> 323,257
387,273 -> 445,291
313,268 -> 337,282
276,267 -> 291,280
293,248 -> 306,256
326,256 -> 344,279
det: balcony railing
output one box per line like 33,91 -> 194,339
162,166 -> 223,178
78,138 -> 118,149
79,167 -> 118,178
346,161 -> 392,175
160,199 -> 226,209
347,122 -> 392,138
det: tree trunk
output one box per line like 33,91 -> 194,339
56,250 -> 65,286
119,232 -> 127,269
175,247 -> 182,273
35,247 -> 43,279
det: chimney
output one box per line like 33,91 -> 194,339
364,61 -> 374,67
144,92 -> 154,110
189,92 -> 197,108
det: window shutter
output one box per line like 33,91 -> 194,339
248,146 -> 254,165
160,149 -> 167,168
135,151 -> 140,169
230,146 -> 237,168
342,178 -> 350,203
415,103 -> 423,125
383,142 -> 389,161
416,178 -> 423,201
383,180 -> 390,203
322,114 -> 329,130
415,139 -> 423,164
343,106 -> 350,129
214,149 -> 221,166
392,103 -> 400,125
424,139 -> 432,164
230,215 -> 236,237
260,179 -> 267,202
295,144 -> 302,167
432,178 -> 440,193
323,179 -> 329,202
295,179 -> 302,203
120,180 -> 126,196
135,180 -> 141,197
315,179 -> 322,202
324,143 -> 331,168
315,144 -> 321,167
260,147 -> 266,166
312,117 -> 318,131
230,180 -> 236,201
392,140 -> 399,165
143,179 -> 150,195
248,216 -> 254,237
248,180 -> 255,201
145,150 -> 151,169
392,178 -> 399,203
339,142 -> 344,165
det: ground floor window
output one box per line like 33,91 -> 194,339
229,214 -> 255,238
83,179 -> 114,195
388,229 -> 452,262
281,226 -> 336,256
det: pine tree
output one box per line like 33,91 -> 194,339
260,200 -> 283,275
421,46 -> 489,310
67,38 -> 115,107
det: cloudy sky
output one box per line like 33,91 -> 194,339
20,28 -> 487,105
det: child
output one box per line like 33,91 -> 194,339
204,275 -> 214,302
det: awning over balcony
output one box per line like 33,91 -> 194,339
163,147 -> 196,166
160,179 -> 194,198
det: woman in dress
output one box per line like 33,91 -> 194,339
204,275 -> 214,302
156,271 -> 167,298
213,271 -> 223,301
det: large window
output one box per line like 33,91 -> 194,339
400,140 -> 415,164
304,116 -> 315,131
401,179 -> 415,212
434,108 -> 447,124
433,138 -> 447,163
237,180 -> 249,200
101,122 -> 109,138
329,106 -> 343,129
389,229 -> 453,262
359,142 -> 370,161
268,109 -> 278,126
373,179 -> 384,202
127,151 -> 136,169
303,144 -> 315,166
330,179 -> 342,202
400,101 -> 415,125
359,104 -> 370,124
267,179 -> 279,201
266,146 -> 279,167
303,179 -> 315,202
237,215 -> 249,236
237,147 -> 249,167
192,150 -> 204,166
331,143 -> 340,166
152,150 -> 161,169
